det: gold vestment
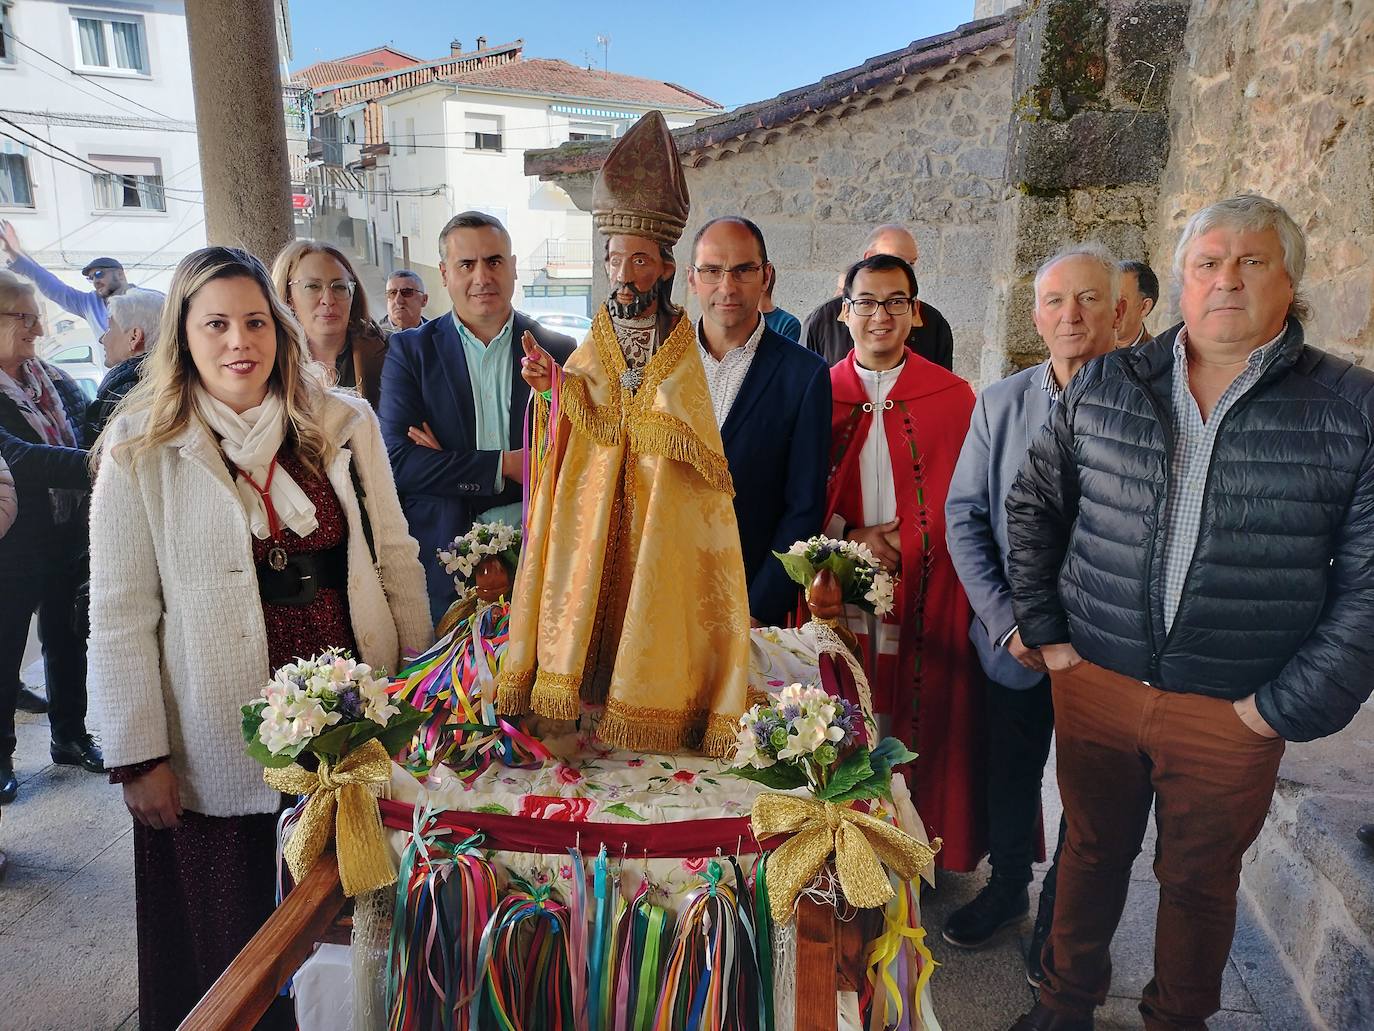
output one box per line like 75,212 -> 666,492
497,308 -> 751,755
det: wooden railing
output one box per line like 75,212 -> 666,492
178,853 -> 347,1031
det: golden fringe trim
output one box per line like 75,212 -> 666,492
630,412 -> 735,496
495,668 -> 534,715
701,714 -> 742,759
596,706 -> 702,755
594,701 -> 744,758
560,374 -> 621,446
528,669 -> 584,721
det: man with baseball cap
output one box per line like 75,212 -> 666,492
1,219 -> 132,333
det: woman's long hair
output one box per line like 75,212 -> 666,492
95,246 -> 334,476
270,239 -> 380,347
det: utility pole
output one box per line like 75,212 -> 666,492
596,34 -> 611,75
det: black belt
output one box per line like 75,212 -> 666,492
257,544 -> 348,607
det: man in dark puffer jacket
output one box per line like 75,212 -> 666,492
1004,195 -> 1374,1031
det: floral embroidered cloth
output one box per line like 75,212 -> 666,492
386,625 -> 821,902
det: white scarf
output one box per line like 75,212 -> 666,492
194,388 -> 319,541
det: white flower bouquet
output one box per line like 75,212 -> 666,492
437,521 -> 521,587
729,683 -> 915,802
241,648 -> 425,767
773,535 -> 897,617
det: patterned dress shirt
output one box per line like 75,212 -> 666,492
697,314 -> 766,427
1160,327 -> 1284,631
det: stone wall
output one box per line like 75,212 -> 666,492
1150,0 -> 1374,363
678,56 -> 1014,385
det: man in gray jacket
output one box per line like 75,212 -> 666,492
944,243 -> 1123,982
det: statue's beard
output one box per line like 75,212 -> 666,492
607,279 -> 657,319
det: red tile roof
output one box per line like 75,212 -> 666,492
295,60 -> 386,88
443,58 -> 720,111
295,45 -> 424,89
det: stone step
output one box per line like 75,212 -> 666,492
1239,704 -> 1374,1029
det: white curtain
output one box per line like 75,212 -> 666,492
0,154 -> 32,207
111,19 -> 142,70
76,17 -> 106,66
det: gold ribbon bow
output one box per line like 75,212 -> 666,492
263,737 -> 397,897
751,793 -> 941,919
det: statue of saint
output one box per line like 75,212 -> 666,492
499,111 -> 751,756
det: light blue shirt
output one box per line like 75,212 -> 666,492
453,311 -> 521,527
10,254 -> 111,333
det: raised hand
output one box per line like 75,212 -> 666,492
0,220 -> 23,261
520,331 -> 553,393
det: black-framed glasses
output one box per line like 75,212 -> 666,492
290,279 -> 356,299
846,296 -> 913,317
693,264 -> 764,285
385,286 -> 421,299
1,313 -> 41,330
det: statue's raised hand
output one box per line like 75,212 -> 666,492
520,331 -> 553,392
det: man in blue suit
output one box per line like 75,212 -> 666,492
687,217 -> 830,626
944,243 -> 1124,981
380,212 -> 576,620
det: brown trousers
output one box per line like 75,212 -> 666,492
1041,661 -> 1284,1030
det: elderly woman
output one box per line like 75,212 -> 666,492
0,270 -> 101,806
88,286 -> 164,438
271,240 -> 387,408
88,246 -> 431,1030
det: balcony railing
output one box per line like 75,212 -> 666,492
527,237 -> 593,279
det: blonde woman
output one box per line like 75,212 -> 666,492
88,246 -> 431,1030
0,269 -> 100,806
271,239 -> 387,408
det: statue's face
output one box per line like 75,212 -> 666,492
473,556 -> 511,604
605,234 -> 672,318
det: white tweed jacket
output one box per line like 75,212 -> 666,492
87,391 -> 433,817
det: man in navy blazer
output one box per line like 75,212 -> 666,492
688,217 -> 830,626
380,212 -> 575,619
944,243 -> 1124,981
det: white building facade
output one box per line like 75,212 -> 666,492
361,65 -> 715,318
0,0 -> 205,331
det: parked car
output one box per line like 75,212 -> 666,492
531,311 -> 593,337
43,338 -> 104,402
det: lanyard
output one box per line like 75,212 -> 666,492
237,456 -> 282,540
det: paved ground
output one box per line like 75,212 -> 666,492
0,637 -> 1304,1030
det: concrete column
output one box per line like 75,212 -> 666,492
184,0 -> 294,265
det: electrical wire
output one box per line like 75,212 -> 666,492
0,116 -> 204,196
1,28 -> 182,123
18,157 -> 203,256
0,130 -> 206,210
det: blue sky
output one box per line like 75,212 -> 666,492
287,1 -> 977,111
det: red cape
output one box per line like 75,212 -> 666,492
825,348 -> 987,872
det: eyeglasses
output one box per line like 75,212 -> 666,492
385,286 -> 421,300
1,313 -> 41,330
290,279 -> 355,300
693,264 -> 764,285
86,270 -> 107,281
846,297 -> 913,317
